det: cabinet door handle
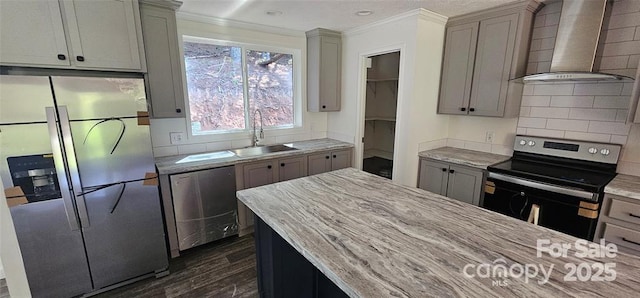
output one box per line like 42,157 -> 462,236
176,108 -> 182,113
57,54 -> 66,60
267,165 -> 272,169
441,168 -> 447,172
76,56 -> 85,62
325,156 -> 330,159
322,105 -> 326,109
280,163 -> 285,167
449,169 -> 455,174
629,213 -> 640,219
469,108 -> 475,112
460,107 -> 466,112
622,237 -> 640,246
333,155 -> 337,158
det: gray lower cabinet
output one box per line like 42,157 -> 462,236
139,0 -> 185,118
308,149 -> 352,175
238,148 -> 353,235
279,156 -> 307,181
243,160 -> 279,188
594,194 -> 640,256
240,160 -> 279,229
418,158 -> 484,206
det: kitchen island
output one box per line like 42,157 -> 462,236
237,168 -> 640,297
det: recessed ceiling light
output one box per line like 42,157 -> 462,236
356,10 -> 373,16
266,10 -> 283,16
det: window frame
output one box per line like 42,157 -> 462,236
181,35 -> 302,137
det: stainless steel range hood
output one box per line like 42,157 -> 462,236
521,0 -> 634,83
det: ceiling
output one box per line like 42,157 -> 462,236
178,0 -> 527,32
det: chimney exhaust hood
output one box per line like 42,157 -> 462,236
521,0 -> 634,83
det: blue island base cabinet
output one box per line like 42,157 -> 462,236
255,217 -> 349,298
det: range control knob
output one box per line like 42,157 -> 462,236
528,140 -> 536,147
588,147 -> 598,154
519,140 -> 527,146
600,148 -> 610,156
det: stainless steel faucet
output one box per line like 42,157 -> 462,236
252,109 -> 264,147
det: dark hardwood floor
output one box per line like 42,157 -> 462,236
96,235 -> 258,298
0,279 -> 9,298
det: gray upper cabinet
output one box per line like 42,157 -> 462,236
306,28 -> 341,112
468,14 -> 518,117
438,0 -> 540,117
418,158 -> 484,206
438,22 -> 478,115
140,1 -> 185,118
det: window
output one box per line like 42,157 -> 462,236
183,37 -> 297,135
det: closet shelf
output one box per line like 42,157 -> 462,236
363,149 -> 394,160
365,117 -> 396,121
366,78 -> 398,82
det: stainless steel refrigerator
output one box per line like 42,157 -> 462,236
0,74 -> 168,297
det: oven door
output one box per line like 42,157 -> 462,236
483,174 -> 600,240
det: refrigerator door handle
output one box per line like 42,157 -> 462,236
45,107 -> 80,231
58,106 -> 90,228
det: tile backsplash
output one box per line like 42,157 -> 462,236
517,81 -> 633,144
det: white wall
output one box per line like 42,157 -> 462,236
0,181 -> 31,297
150,15 -> 329,157
327,9 -> 449,186
447,116 -> 518,156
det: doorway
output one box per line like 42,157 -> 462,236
362,52 -> 400,179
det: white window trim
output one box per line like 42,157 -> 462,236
181,35 -> 303,138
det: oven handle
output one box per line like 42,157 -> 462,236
488,172 -> 598,201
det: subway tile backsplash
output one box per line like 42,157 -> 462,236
517,82 -> 634,145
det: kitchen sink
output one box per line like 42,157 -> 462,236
232,144 -> 298,157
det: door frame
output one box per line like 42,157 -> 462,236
354,44 -> 405,180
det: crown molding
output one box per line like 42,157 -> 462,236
344,8 -> 447,36
176,11 -> 306,37
139,0 -> 182,11
447,0 -> 542,25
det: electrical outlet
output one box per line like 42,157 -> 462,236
485,131 -> 495,143
170,132 -> 185,144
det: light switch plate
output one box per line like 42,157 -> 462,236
170,132 -> 185,144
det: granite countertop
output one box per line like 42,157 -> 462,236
155,138 -> 354,175
418,146 -> 510,169
237,168 -> 640,297
605,174 -> 640,201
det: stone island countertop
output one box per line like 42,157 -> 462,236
237,168 -> 640,297
605,174 -> 640,201
418,147 -> 510,169
155,138 -> 354,175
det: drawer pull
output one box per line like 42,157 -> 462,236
622,237 -> 640,246
629,213 -> 640,219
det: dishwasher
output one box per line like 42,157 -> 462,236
170,166 -> 238,251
